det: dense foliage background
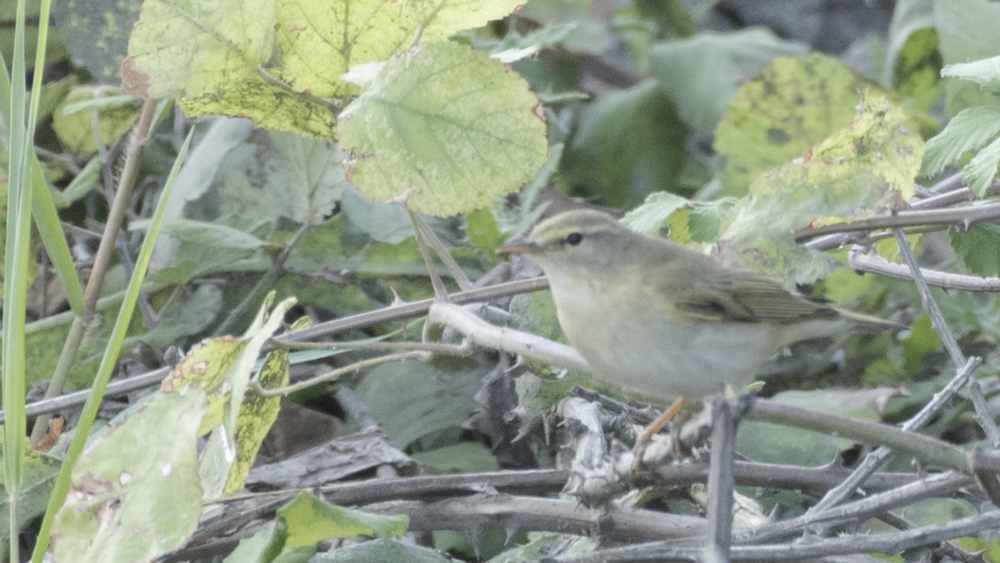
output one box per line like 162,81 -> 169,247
4,0 -> 1000,561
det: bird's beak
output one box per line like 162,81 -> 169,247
496,238 -> 542,255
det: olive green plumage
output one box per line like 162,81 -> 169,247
500,209 -> 895,399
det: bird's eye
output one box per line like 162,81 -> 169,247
565,232 -> 583,246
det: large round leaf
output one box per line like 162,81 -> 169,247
338,41 -> 548,216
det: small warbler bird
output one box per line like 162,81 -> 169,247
498,209 -> 894,467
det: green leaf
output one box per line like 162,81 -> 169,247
467,207 -> 501,254
354,356 -> 492,448
278,492 -> 408,549
562,79 -> 687,207
714,53 -> 885,196
53,0 -> 139,82
941,55 -> 1000,93
122,0 -> 278,99
738,388 -> 902,466
410,441 -> 499,474
623,192 -> 736,244
50,389 -> 208,562
176,128 -> 351,226
720,93 -> 924,285
902,314 -> 942,374
224,528 -> 283,563
887,0 -> 934,66
648,28 -> 807,134
891,27 -> 943,113
123,0 -> 524,138
963,135 -> 1000,196
131,284 -> 224,348
338,40 -> 548,216
225,328 -> 294,494
52,85 -> 140,154
922,106 -> 1000,179
0,448 -> 61,542
621,191 -> 689,235
950,223 -> 1000,277
316,538 -> 453,563
155,218 -> 272,251
340,187 -> 412,244
60,156 -> 100,203
933,0 -> 1000,114
274,0 -> 524,97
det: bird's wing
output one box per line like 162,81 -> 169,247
669,267 -> 838,324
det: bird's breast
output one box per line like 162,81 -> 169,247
551,281 -> 781,400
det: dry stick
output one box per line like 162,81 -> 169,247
748,399 -> 986,475
876,512 -> 983,563
704,399 -> 737,563
1,278 -> 551,423
738,471 -> 974,547
970,379 -> 1000,447
254,338 -> 477,396
249,351 -> 430,397
793,199 -> 1000,244
276,277 -> 549,343
807,357 -> 982,518
568,471 -> 993,562
802,175 -> 999,252
894,228 -> 966,367
212,464 -> 921,512
892,227 -> 999,443
426,301 -> 589,372
806,226 -> 989,515
569,510 -> 1000,562
848,246 -> 1000,292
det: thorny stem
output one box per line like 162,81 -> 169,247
848,246 -> 1000,292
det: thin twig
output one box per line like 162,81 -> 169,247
273,336 -> 476,357
806,226 -> 989,515
800,176 -> 1000,251
249,350 -> 430,397
847,246 -> 1000,292
893,228 -> 966,367
747,399 -> 982,476
876,512 -> 983,563
740,471 -> 973,546
4,278 -> 552,423
563,509 -> 1000,562
704,399 -> 737,563
83,100 -> 157,318
807,357 -> 981,513
969,379 -> 1000,447
426,301 -> 589,373
793,201 -> 1000,243
274,277 -> 549,344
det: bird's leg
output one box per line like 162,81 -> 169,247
631,396 -> 688,473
